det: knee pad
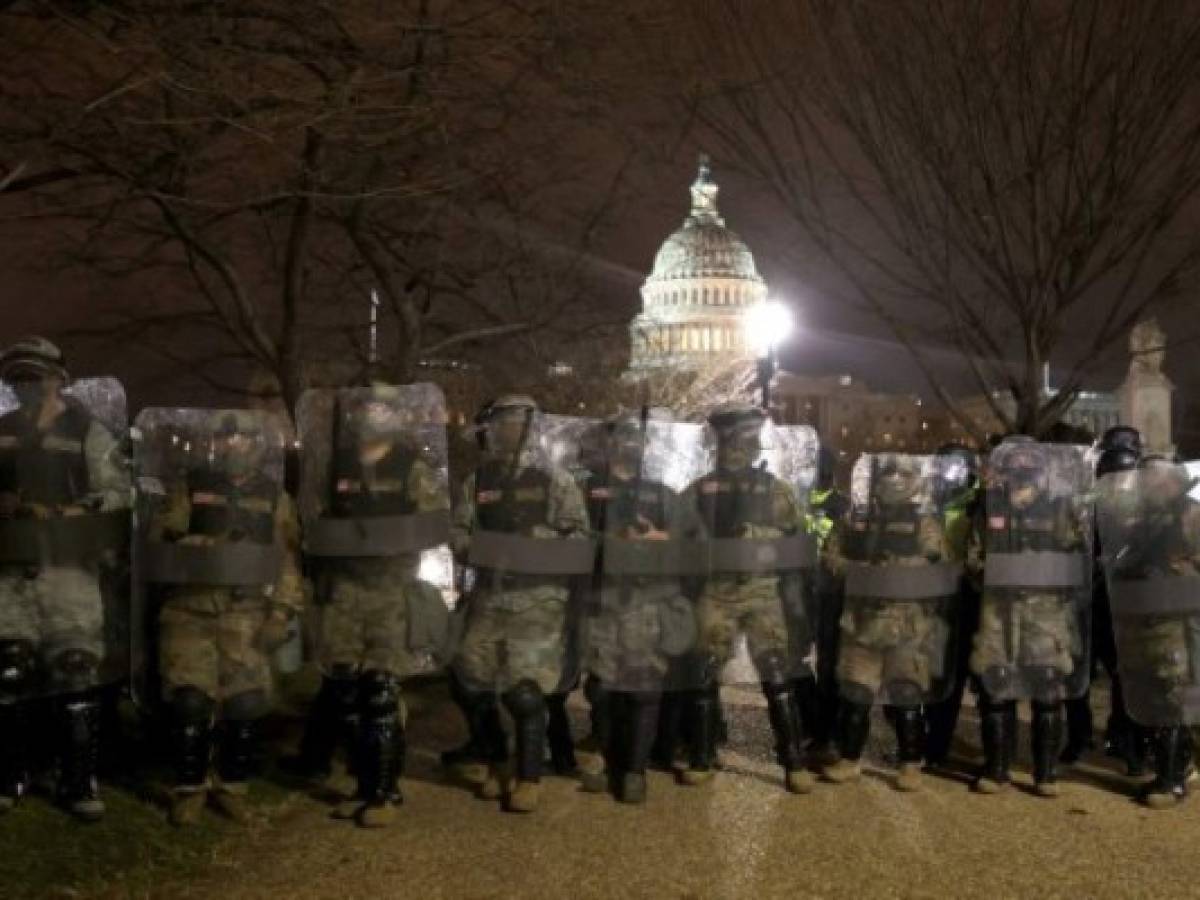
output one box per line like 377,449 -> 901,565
888,679 -> 923,707
754,652 -> 788,687
503,679 -> 546,719
0,639 -> 37,694
358,669 -> 401,718
170,686 -> 217,727
48,648 -> 100,692
223,689 -> 270,722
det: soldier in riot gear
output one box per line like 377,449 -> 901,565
578,412 -> 699,803
147,410 -> 303,826
680,403 -> 814,795
971,437 -> 1090,797
451,395 -> 591,813
286,386 -> 450,828
823,454 -> 957,791
0,337 -> 129,821
1100,456 -> 1200,808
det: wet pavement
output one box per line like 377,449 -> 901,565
157,680 -> 1200,899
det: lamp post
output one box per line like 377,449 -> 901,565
744,300 -> 794,410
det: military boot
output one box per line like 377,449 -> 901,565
823,701 -> 870,784
680,688 -> 717,786
212,719 -> 256,821
57,694 -> 105,822
169,720 -> 212,828
1141,726 -> 1192,810
502,681 -> 547,813
974,698 -> 1014,794
764,681 -> 813,794
893,705 -> 926,792
0,703 -> 29,815
579,682 -> 613,793
619,693 -> 660,804
279,673 -> 357,784
443,691 -> 506,785
1031,701 -> 1063,798
476,699 -> 510,801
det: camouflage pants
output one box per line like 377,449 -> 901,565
698,575 -> 791,682
585,582 -> 671,690
0,565 -> 103,661
837,597 -> 942,701
454,587 -> 568,694
159,589 -> 274,705
1118,617 -> 1200,716
319,561 -> 413,677
971,591 -> 1080,679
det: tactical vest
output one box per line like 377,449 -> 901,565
986,493 -> 1069,553
187,469 -> 278,544
585,471 -> 669,536
694,466 -> 776,538
851,503 -> 923,561
0,402 -> 92,507
474,460 -> 552,533
330,444 -> 416,518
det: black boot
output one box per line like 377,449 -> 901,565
975,697 -> 1014,793
620,693 -> 661,803
765,681 -> 813,793
1031,701 -> 1064,797
503,681 -> 547,813
824,700 -> 870,783
441,673 -> 506,768
211,719 -> 257,821
168,716 -> 212,827
354,671 -> 404,826
546,691 -> 577,775
681,688 -> 717,784
57,693 -> 105,822
892,705 -> 926,791
1141,726 -> 1192,809
790,676 -> 819,752
281,672 -> 357,781
581,679 -> 614,792
0,702 -> 29,813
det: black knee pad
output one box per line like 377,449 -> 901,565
170,686 -> 217,727
0,639 -> 37,694
223,689 -> 269,722
48,647 -> 99,692
754,652 -> 789,687
358,669 -> 401,718
503,679 -> 546,719
888,679 -> 923,707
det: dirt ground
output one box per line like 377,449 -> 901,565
124,682 -> 1200,900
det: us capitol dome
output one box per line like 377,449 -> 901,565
627,156 -> 767,373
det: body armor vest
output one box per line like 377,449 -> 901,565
474,459 -> 552,533
852,502 -> 922,561
330,444 -> 416,518
585,471 -> 669,536
0,402 -> 92,507
694,466 -> 776,538
987,492 -> 1068,553
187,468 -> 278,544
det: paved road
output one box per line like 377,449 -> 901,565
159,682 -> 1200,900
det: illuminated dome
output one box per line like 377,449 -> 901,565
628,156 -> 767,372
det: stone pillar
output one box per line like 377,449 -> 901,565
1118,317 -> 1174,456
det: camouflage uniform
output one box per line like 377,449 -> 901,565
823,455 -> 953,790
451,395 -> 590,812
0,337 -> 130,821
149,411 -> 302,825
678,403 -> 814,794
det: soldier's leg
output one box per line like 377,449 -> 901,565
450,596 -> 509,784
546,688 -> 577,775
651,671 -> 685,771
680,594 -> 732,786
1031,680 -> 1065,798
0,638 -> 37,812
1141,725 -> 1192,809
351,669 -> 405,828
811,572 -> 844,756
441,667 -> 507,770
824,636 -> 882,784
747,594 -> 812,793
974,693 -> 1016,794
925,587 -> 978,767
580,673 -> 614,792
502,679 -> 547,813
616,682 -> 660,805
887,678 -> 926,792
282,663 -> 358,782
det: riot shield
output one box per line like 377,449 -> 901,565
586,417 -> 709,694
1098,460 -> 1200,726
837,452 -> 963,707
976,438 -> 1092,702
682,419 -> 819,691
131,408 -> 287,703
0,377 -> 130,701
452,410 -> 597,695
295,384 -> 453,679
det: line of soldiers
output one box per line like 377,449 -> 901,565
2,335 -> 1197,832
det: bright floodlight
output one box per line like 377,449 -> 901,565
744,300 -> 794,358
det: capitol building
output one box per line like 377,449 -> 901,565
626,157 -> 767,372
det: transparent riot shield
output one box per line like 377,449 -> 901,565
296,384 -> 452,679
452,410 -> 597,695
131,408 -> 287,704
1098,460 -> 1200,726
681,419 -> 819,691
0,377 -> 130,701
586,416 -> 709,694
838,453 -> 963,707
976,438 -> 1092,702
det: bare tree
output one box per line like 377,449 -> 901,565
641,0 -> 1200,438
0,1 -> 629,412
